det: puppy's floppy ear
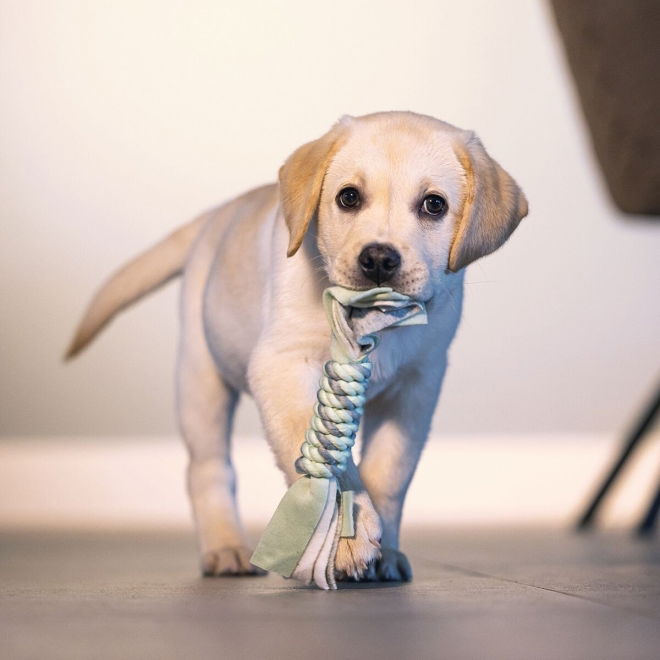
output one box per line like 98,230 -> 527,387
448,133 -> 528,272
279,122 -> 347,257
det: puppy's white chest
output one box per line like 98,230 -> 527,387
364,325 -> 426,398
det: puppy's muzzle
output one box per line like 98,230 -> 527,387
358,243 -> 401,285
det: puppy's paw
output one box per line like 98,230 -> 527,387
201,546 -> 267,577
363,547 -> 412,582
334,491 -> 382,580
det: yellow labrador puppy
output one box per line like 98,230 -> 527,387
67,111 -> 527,582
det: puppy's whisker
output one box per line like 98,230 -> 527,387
308,261 -> 328,275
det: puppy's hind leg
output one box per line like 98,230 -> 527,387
176,331 -> 262,577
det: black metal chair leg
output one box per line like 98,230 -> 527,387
576,383 -> 660,531
637,479 -> 660,536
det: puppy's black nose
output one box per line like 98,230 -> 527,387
358,243 -> 401,284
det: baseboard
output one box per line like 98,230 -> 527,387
1,434 -> 657,529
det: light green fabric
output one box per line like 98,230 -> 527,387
250,475 -> 334,577
323,286 -> 427,362
340,490 -> 355,538
250,286 -> 427,588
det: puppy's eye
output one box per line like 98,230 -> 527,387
422,194 -> 448,217
337,187 -> 361,210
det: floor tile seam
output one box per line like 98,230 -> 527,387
412,555 -> 659,621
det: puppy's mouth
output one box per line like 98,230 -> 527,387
325,254 -> 433,301
329,274 -> 432,303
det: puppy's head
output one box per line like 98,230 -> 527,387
280,112 -> 528,299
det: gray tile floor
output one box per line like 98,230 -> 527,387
1,527 -> 658,660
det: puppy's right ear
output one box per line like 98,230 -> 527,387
279,122 -> 347,257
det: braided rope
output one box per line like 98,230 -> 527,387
294,359 -> 372,479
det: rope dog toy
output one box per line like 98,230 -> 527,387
250,286 -> 427,589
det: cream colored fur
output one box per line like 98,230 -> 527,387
67,111 -> 527,581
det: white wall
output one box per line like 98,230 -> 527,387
3,434 -> 659,528
1,0 -> 659,438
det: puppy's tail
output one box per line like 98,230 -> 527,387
64,214 -> 207,360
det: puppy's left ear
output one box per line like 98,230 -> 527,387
448,133 -> 528,272
279,122 -> 347,257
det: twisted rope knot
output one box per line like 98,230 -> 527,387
295,359 -> 372,479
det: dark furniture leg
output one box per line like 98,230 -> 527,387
577,384 -> 660,531
637,480 -> 660,536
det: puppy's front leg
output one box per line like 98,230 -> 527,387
359,360 -> 446,581
333,457 -> 382,580
248,348 -> 381,579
